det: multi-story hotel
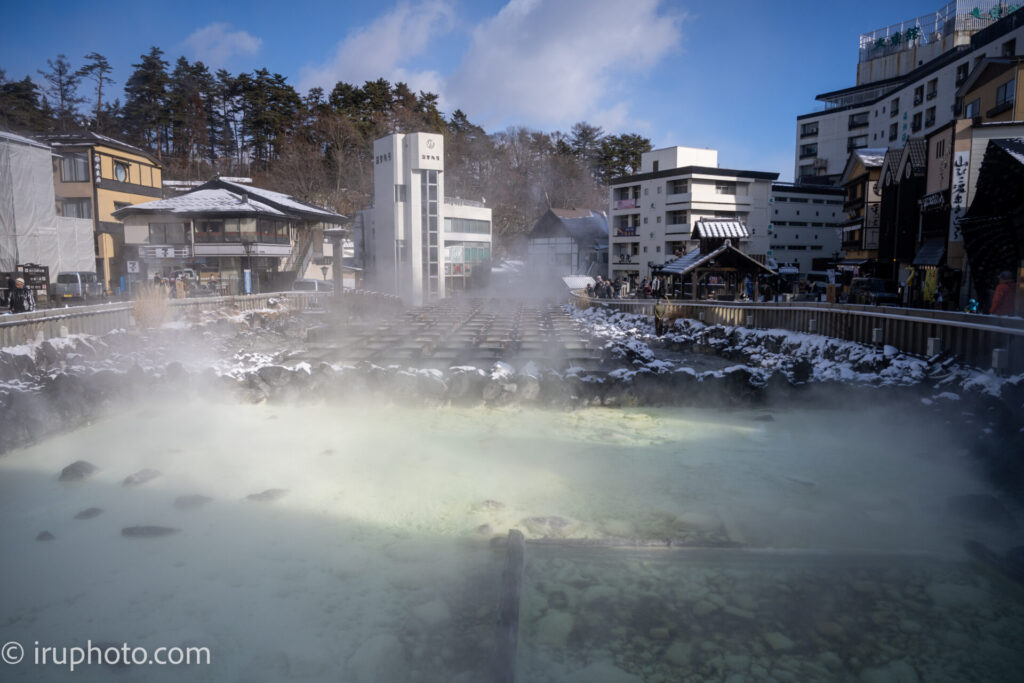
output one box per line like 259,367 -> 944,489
40,132 -> 163,293
607,146 -> 776,284
365,132 -> 491,305
795,1 -> 1024,184
768,183 -> 845,274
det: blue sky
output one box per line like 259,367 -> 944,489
1,0 -> 945,180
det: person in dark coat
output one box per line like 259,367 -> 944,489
9,277 -> 35,313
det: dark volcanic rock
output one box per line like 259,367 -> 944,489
121,525 -> 180,538
173,494 -> 213,510
123,468 -> 161,487
59,460 -> 98,482
74,507 -> 104,520
245,488 -> 288,503
36,531 -> 55,541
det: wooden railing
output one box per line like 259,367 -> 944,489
570,291 -> 1024,372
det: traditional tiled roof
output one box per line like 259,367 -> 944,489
692,219 -> 749,239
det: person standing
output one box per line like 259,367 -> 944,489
653,295 -> 669,335
9,277 -> 35,313
990,270 -> 1016,315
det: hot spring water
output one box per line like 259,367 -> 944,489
0,399 -> 1021,682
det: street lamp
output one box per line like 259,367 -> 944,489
241,239 -> 256,294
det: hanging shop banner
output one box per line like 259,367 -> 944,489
949,150 -> 969,243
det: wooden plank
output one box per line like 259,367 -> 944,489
494,529 -> 525,683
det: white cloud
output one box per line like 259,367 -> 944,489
182,23 -> 262,67
298,1 -> 455,99
446,0 -> 683,133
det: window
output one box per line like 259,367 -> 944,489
800,143 -> 817,158
113,160 -> 129,183
195,220 -> 225,243
890,98 -> 900,117
714,182 -> 736,195
847,134 -> 868,151
996,78 -> 1016,106
60,198 -> 91,218
443,217 -> 490,234
60,152 -> 89,182
148,223 -> 187,244
956,63 -> 969,86
656,245 -> 661,252
926,78 -> 938,100
800,121 -> 818,137
644,188 -> 649,195
848,112 -> 869,129
913,85 -> 924,105
666,210 -> 688,226
652,161 -> 659,172
1003,39 -> 1016,57
657,186 -> 662,193
889,122 -> 898,141
935,139 -> 946,159
798,164 -> 814,178
667,179 -> 688,194
643,217 -> 648,224
925,106 -> 936,127
394,184 -> 407,202
965,98 -> 981,118
911,112 -> 922,132
656,216 -> 662,223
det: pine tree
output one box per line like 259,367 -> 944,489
0,73 -> 52,132
38,54 -> 84,132
123,47 -> 170,158
77,52 -> 114,132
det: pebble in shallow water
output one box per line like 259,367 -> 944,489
245,488 -> 288,503
121,526 -> 179,538
173,494 -> 213,510
123,468 -> 161,486
74,507 -> 103,520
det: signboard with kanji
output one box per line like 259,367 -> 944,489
950,150 -> 969,243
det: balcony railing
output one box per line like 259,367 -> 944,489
987,100 -> 1014,117
615,227 -> 638,237
614,198 -> 638,209
913,95 -> 924,106
926,90 -> 937,100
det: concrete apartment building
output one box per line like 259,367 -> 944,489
768,183 -> 845,274
608,146 -> 777,284
795,1 -> 1024,183
365,132 -> 491,305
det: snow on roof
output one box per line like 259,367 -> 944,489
215,179 -> 341,219
112,189 -> 287,217
692,219 -> 749,240
0,129 -> 50,149
993,137 -> 1024,166
854,148 -> 888,167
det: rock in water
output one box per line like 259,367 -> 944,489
523,516 -> 575,537
74,507 -> 104,520
121,526 -> 179,538
347,633 -> 406,683
558,661 -> 643,683
123,468 -> 161,486
59,460 -> 98,481
245,488 -> 288,503
36,531 -> 55,541
173,494 -> 213,510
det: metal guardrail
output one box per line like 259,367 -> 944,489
570,291 -> 1024,372
0,290 -> 400,349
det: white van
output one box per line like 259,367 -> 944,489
54,271 -> 104,302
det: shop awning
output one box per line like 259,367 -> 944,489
912,238 -> 946,266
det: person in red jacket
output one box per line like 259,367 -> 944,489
990,270 -> 1016,315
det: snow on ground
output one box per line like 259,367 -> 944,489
571,305 -> 1023,398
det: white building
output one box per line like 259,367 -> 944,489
608,146 -> 777,284
366,132 -> 491,305
795,1 -> 1024,182
768,183 -> 845,273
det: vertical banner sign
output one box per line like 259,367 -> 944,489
950,151 -> 969,243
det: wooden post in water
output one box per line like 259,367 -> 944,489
494,529 -> 525,683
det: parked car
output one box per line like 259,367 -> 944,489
292,278 -> 334,292
170,268 -> 198,282
54,271 -> 104,302
848,278 -> 900,306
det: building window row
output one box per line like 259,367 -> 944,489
800,143 -> 817,158
800,122 -> 818,137
443,217 -> 490,234
60,197 -> 92,218
848,111 -> 870,129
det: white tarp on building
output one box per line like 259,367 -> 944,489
0,131 -> 95,278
